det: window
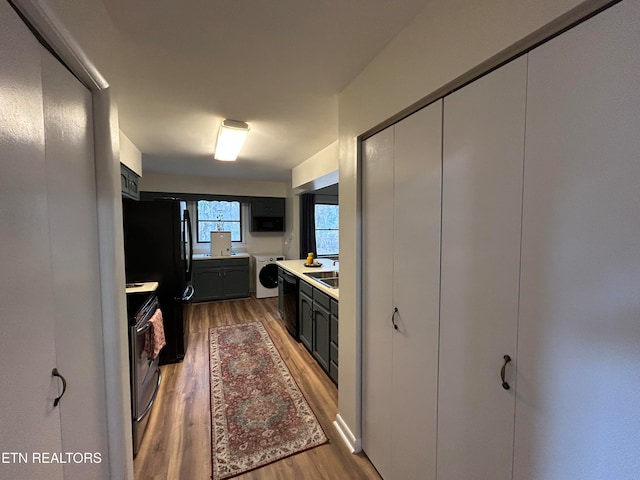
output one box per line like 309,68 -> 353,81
314,203 -> 339,256
197,200 -> 242,242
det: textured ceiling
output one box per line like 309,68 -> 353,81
45,0 -> 430,181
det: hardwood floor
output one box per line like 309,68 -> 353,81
134,295 -> 380,480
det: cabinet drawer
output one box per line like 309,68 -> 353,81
221,257 -> 249,267
313,289 -> 331,311
330,341 -> 338,365
299,279 -> 313,298
193,259 -> 222,269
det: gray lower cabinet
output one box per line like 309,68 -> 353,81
298,278 -> 338,384
192,257 -> 249,302
329,299 -> 339,383
223,265 -> 251,298
193,266 -> 224,301
299,282 -> 313,351
312,290 -> 331,372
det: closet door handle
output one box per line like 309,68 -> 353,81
391,307 -> 399,330
500,355 -> 512,390
52,368 -> 67,407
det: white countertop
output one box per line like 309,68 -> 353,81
276,259 -> 339,300
193,252 -> 250,260
125,281 -> 159,294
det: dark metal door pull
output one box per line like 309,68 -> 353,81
52,368 -> 67,407
500,355 -> 512,390
391,307 -> 399,330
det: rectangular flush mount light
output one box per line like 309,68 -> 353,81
214,119 -> 250,161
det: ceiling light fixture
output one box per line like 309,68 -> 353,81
214,119 -> 250,161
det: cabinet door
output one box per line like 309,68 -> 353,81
42,48 -> 111,478
127,170 -> 139,200
268,198 -> 285,216
312,303 -> 330,372
120,164 -> 139,200
299,291 -> 313,351
330,310 -> 339,384
252,197 -> 285,217
251,198 -> 269,216
438,57 -> 527,480
121,168 -> 129,196
192,267 -> 223,302
223,266 -> 249,299
391,100 -> 442,480
277,275 -> 284,318
515,3 -> 640,479
362,126 -> 395,480
0,5 -> 64,478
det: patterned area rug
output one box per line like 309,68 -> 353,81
209,321 -> 328,479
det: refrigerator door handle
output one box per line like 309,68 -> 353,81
181,284 -> 194,302
184,209 -> 194,281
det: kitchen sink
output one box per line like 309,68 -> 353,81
304,271 -> 339,289
304,270 -> 339,279
318,277 -> 339,288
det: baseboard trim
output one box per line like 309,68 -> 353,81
333,413 -> 362,453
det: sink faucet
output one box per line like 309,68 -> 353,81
333,259 -> 339,266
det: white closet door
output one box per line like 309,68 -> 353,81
362,126 -> 395,479
0,2 -> 64,479
515,2 -> 640,479
42,52 -> 110,479
392,101 -> 442,480
438,56 -> 527,480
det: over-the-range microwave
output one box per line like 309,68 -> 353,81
251,216 -> 285,232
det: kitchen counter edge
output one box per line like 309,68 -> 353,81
276,259 -> 339,300
193,252 -> 250,260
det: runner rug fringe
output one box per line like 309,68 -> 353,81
209,321 -> 327,479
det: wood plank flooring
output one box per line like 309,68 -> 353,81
134,295 -> 380,480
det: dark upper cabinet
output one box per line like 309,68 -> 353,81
250,197 -> 285,232
121,164 -> 139,200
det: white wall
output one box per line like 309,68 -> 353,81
336,0 -> 591,450
119,131 -> 142,175
292,140 -> 339,193
283,184 -> 300,261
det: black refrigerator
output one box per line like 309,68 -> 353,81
123,199 -> 194,364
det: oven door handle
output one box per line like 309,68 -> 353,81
136,321 -> 152,335
135,368 -> 162,423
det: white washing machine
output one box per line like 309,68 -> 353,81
253,254 -> 285,298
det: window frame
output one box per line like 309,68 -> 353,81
314,202 -> 339,257
195,199 -> 243,244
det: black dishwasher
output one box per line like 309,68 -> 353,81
278,267 -> 299,340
